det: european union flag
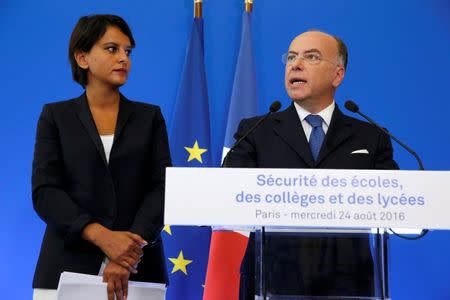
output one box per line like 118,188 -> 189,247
164,17 -> 212,300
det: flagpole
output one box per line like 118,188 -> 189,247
195,0 -> 202,18
245,0 -> 253,13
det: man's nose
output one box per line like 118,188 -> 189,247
291,56 -> 304,70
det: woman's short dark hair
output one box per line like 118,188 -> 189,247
68,14 -> 135,88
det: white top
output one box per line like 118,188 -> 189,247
293,101 -> 335,141
100,134 -> 114,164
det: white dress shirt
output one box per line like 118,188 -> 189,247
293,101 -> 335,141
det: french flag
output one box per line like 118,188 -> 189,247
203,11 -> 258,300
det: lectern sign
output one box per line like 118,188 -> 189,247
165,168 -> 450,229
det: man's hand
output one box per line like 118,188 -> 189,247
82,223 -> 146,273
103,260 -> 130,300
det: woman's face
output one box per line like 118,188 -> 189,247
81,26 -> 133,88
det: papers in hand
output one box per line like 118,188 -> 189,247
57,272 -> 166,300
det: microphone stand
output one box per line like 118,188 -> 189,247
345,100 -> 427,300
221,101 -> 281,300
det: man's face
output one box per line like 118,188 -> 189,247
284,31 -> 344,108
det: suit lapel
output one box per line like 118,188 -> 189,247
316,105 -> 353,166
272,103 -> 315,167
113,94 -> 134,145
75,93 -> 108,166
75,93 -> 135,166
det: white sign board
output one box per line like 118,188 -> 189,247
165,168 -> 450,230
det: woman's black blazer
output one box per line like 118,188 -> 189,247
32,93 -> 171,288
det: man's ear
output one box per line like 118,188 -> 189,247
74,51 -> 89,70
332,66 -> 345,88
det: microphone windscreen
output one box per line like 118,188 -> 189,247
344,100 -> 359,113
270,101 -> 282,113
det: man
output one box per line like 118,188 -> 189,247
227,31 -> 398,299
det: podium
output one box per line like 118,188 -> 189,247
165,167 -> 450,300
252,227 -> 389,299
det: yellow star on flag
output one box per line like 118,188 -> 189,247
168,250 -> 193,275
163,225 -> 172,235
184,140 -> 207,163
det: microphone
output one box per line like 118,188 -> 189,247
344,100 -> 424,170
344,100 -> 428,240
222,101 -> 282,167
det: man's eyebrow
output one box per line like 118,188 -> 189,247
288,49 -> 322,55
303,49 -> 322,54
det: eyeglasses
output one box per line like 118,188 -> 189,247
281,52 -> 339,66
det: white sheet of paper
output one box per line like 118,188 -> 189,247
57,272 -> 166,300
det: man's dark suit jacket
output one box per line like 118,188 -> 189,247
227,103 -> 398,299
32,93 -> 171,289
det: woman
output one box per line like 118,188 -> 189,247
32,14 -> 171,300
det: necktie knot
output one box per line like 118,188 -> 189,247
305,114 -> 323,128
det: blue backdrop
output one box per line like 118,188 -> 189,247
1,0 -> 450,299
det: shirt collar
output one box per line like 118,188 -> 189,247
294,100 -> 335,127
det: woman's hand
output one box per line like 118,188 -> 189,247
82,223 -> 146,272
103,260 -> 130,300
